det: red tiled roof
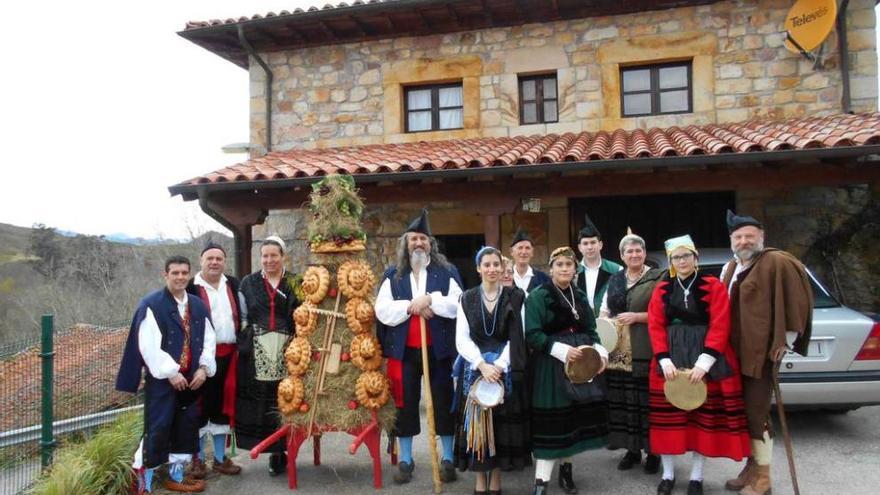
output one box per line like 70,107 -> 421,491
184,1 -> 386,30
171,113 -> 880,192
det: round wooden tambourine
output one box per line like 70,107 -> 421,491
595,317 -> 619,354
663,368 -> 707,411
564,346 -> 602,384
468,377 -> 505,408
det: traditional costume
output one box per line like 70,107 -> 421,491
509,228 -> 550,295
116,288 -> 216,493
452,281 -> 531,474
235,267 -> 299,455
375,210 -> 463,483
647,235 -> 750,495
186,246 -> 242,477
720,210 -> 813,495
525,247 -> 609,495
601,250 -> 663,467
575,215 -> 622,316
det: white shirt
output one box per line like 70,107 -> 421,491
138,292 -> 217,379
512,265 -> 534,294
580,261 -> 601,309
455,298 -> 511,371
193,273 -> 236,344
375,261 -> 463,326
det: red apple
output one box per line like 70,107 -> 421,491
347,400 -> 359,410
328,287 -> 338,297
299,403 -> 309,413
340,352 -> 350,362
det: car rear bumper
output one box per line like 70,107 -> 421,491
778,370 -> 880,407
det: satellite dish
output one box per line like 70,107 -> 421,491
783,0 -> 837,55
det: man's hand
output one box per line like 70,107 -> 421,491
689,366 -> 707,384
770,346 -> 789,363
478,362 -> 502,383
418,306 -> 435,320
408,294 -> 432,315
169,373 -> 188,391
189,367 -> 207,390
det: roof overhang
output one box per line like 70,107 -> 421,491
179,0 -> 726,69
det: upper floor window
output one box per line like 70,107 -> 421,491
519,74 -> 558,125
405,83 -> 463,132
620,62 -> 692,117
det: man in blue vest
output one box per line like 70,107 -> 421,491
376,209 -> 463,485
116,256 -> 216,493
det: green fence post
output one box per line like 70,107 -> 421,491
40,314 -> 55,468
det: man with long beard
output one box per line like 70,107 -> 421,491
720,210 -> 814,495
375,209 -> 463,485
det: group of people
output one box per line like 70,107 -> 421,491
117,207 -> 813,495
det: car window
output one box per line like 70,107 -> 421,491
699,264 -> 839,309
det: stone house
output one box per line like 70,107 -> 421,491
171,0 -> 880,309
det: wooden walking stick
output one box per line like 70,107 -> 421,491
419,316 -> 443,494
772,365 -> 800,495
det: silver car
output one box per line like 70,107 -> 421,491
646,248 -> 880,412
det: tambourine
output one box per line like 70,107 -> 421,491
468,377 -> 505,408
663,368 -> 707,411
595,317 -> 619,354
564,345 -> 602,384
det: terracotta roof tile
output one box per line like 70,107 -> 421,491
173,113 -> 880,190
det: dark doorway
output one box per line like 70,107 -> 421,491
435,234 -> 485,290
569,192 -> 736,255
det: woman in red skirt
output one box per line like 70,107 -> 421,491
647,235 -> 750,495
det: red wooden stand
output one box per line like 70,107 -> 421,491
249,410 -> 384,490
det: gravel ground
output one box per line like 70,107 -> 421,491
170,405 -> 880,494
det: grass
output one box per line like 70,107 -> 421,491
29,412 -> 142,495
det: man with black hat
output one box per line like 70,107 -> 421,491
720,210 -> 813,495
185,243 -> 243,479
375,209 -> 463,485
575,214 -> 622,317
509,227 -> 550,295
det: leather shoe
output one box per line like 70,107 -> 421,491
644,454 -> 660,475
657,478 -> 675,495
212,457 -> 242,475
559,462 -> 578,494
687,480 -> 704,495
617,450 -> 641,470
188,458 -> 207,480
440,460 -> 457,482
163,477 -> 205,493
393,461 -> 414,484
533,479 -> 548,495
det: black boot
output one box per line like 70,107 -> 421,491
657,478 -> 675,495
533,479 -> 548,495
268,452 -> 287,476
617,450 -> 641,470
644,454 -> 660,475
687,480 -> 703,495
558,462 -> 578,494
393,461 -> 414,484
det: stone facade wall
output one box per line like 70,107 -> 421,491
249,0 -> 878,152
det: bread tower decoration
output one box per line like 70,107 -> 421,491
278,174 -> 395,435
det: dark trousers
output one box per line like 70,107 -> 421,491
143,376 -> 200,469
393,346 -> 455,437
200,354 -> 232,427
742,361 -> 778,440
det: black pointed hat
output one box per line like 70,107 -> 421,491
726,209 -> 763,233
510,226 -> 533,247
578,214 -> 601,240
406,208 -> 432,236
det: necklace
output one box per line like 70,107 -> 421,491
479,286 -> 500,336
481,284 -> 500,303
554,283 -> 580,320
676,272 -> 698,309
626,266 -> 646,284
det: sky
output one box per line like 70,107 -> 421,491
0,1 -> 878,240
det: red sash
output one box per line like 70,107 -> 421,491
195,278 -> 242,428
387,315 -> 432,407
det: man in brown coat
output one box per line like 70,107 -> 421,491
720,210 -> 814,495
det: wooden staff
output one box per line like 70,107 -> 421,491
772,365 -> 800,495
419,316 -> 442,494
306,290 -> 343,439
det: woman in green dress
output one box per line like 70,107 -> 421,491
525,246 -> 610,495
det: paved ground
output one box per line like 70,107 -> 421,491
183,406 -> 880,494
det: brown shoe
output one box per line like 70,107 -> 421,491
188,458 -> 207,480
725,457 -> 754,491
739,464 -> 771,495
164,476 -> 206,493
212,457 -> 242,475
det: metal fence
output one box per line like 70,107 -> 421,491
0,316 -> 142,495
